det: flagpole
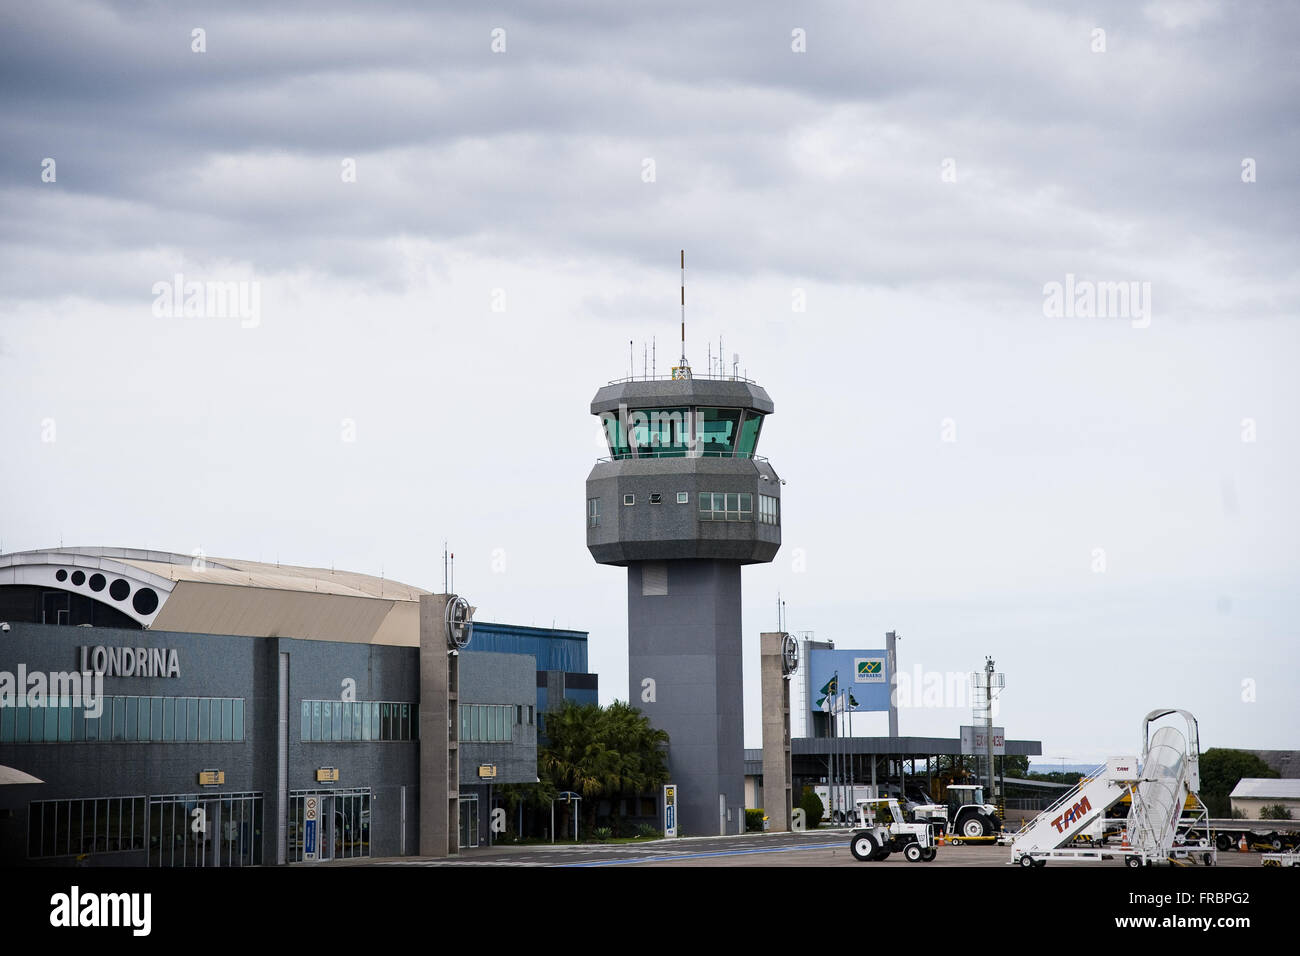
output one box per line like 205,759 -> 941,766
848,688 -> 854,809
831,670 -> 838,824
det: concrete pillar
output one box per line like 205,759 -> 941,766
760,632 -> 794,832
419,593 -> 459,857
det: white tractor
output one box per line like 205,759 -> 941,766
912,784 -> 1002,840
849,798 -> 938,863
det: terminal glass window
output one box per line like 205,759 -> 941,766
460,703 -> 513,742
587,497 -> 600,528
698,492 -> 753,522
695,408 -> 742,456
759,494 -> 780,525
300,700 -> 418,741
1,696 -> 244,744
28,796 -> 146,860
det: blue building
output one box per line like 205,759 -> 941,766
464,622 -> 599,742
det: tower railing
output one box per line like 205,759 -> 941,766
605,372 -> 758,386
595,453 -> 770,464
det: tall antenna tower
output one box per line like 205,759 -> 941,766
672,250 -> 692,380
971,658 -> 1006,799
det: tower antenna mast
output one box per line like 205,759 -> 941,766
680,249 -> 686,365
673,250 -> 691,379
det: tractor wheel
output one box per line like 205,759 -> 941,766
1216,833 -> 1232,851
874,846 -> 892,861
1125,856 -> 1142,868
921,847 -> 937,862
850,832 -> 878,862
1019,854 -> 1035,868
961,816 -> 988,839
1270,836 -> 1283,851
904,843 -> 923,863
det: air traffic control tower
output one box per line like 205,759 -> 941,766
586,365 -> 781,836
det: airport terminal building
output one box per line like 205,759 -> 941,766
0,547 -> 596,865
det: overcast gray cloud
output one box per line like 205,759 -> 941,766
1,0 -> 1297,759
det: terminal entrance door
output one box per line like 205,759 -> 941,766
459,795 -> 478,849
148,792 -> 263,867
288,789 -> 372,862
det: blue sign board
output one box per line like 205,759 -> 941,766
663,784 -> 678,839
305,819 -> 317,856
808,648 -> 890,715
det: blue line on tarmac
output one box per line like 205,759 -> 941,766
563,841 -> 844,867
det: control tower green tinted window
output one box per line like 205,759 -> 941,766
600,412 -> 632,459
696,408 -> 741,456
630,407 -> 689,458
736,412 -> 763,458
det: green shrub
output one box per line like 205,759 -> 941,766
591,826 -> 613,842
1261,804 -> 1293,820
799,787 -> 824,830
744,808 -> 766,832
635,823 -> 661,839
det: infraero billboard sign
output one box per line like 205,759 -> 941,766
807,648 -> 890,715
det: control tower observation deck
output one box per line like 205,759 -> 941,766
585,372 -> 781,836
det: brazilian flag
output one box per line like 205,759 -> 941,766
816,676 -> 837,711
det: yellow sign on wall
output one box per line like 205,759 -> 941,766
478,764 -> 497,779
316,768 -> 340,782
198,770 -> 224,786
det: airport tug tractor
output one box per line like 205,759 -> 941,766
849,798 -> 938,863
912,784 -> 1003,841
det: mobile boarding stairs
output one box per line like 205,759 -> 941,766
1010,709 -> 1217,867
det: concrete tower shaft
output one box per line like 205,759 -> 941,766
585,375 -> 781,837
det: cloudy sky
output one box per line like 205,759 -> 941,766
2,0 -> 1297,761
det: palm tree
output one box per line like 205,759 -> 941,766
538,701 -> 669,836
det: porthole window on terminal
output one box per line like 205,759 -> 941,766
55,569 -> 68,582
650,494 -> 662,504
623,494 -> 634,506
89,573 -> 106,592
133,588 -> 159,616
109,578 -> 131,601
71,570 -> 86,587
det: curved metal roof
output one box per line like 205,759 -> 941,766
0,547 -> 429,645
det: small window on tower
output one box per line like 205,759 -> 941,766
650,493 -> 663,504
623,494 -> 635,506
676,492 -> 688,504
